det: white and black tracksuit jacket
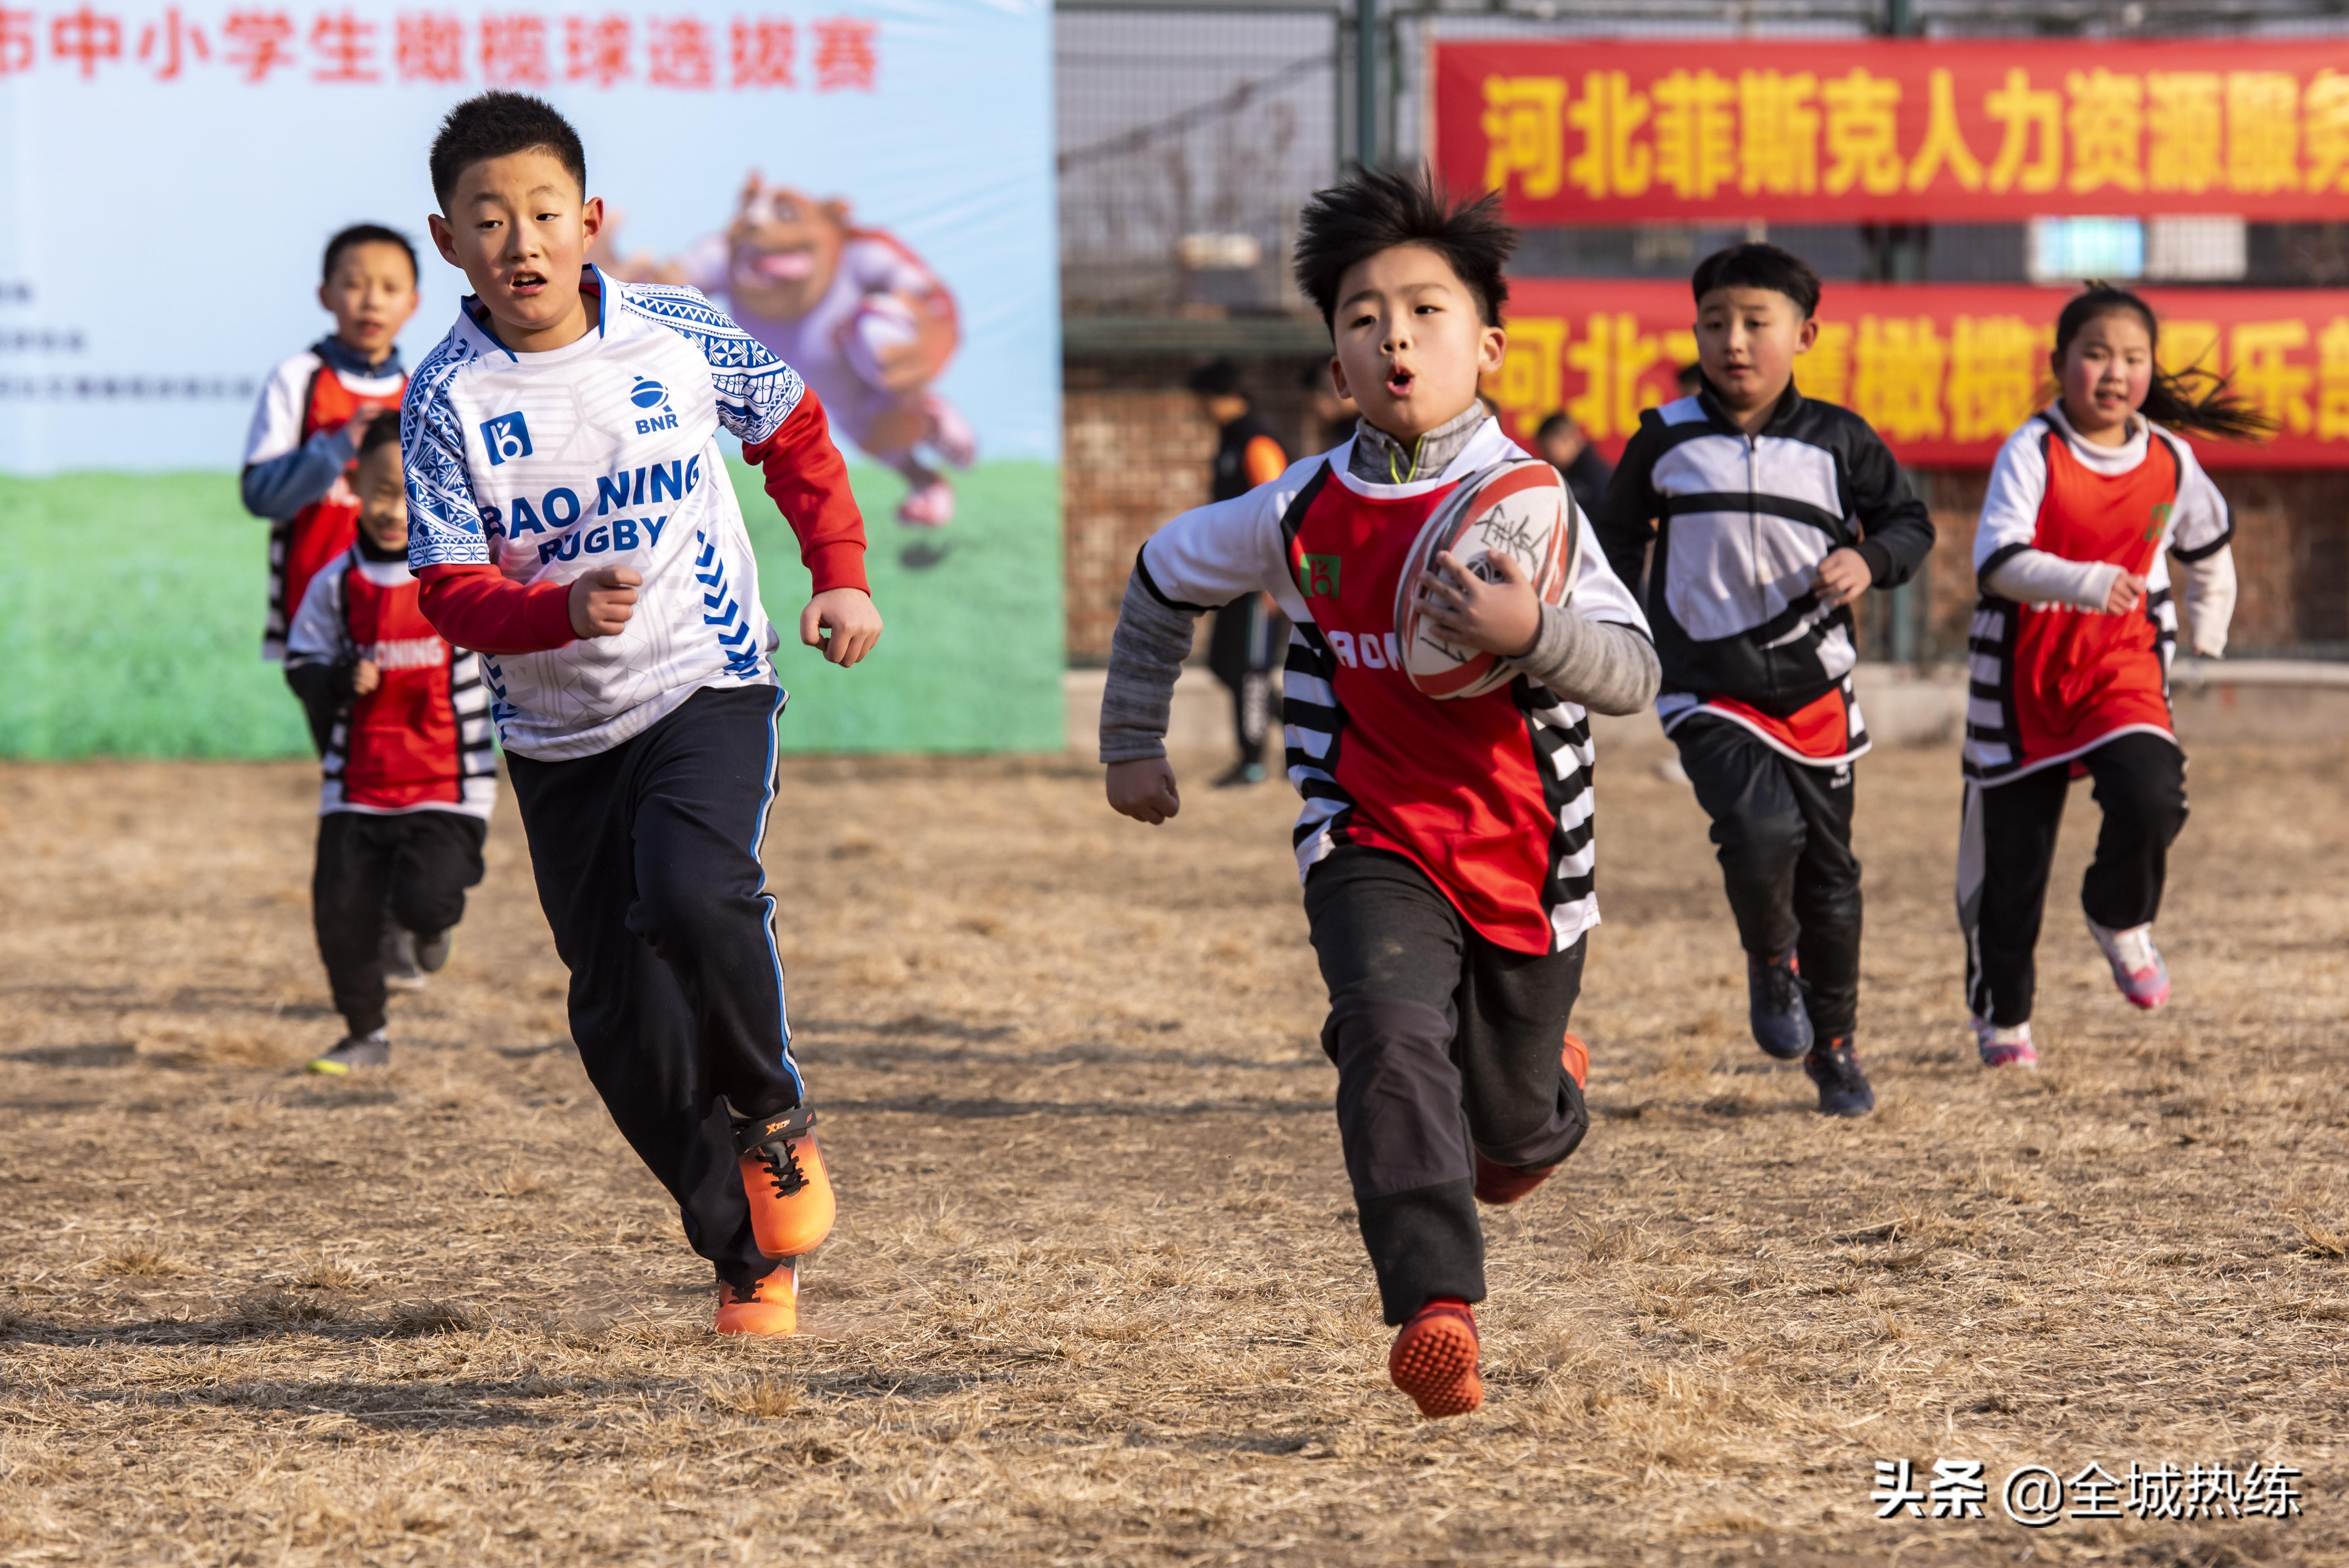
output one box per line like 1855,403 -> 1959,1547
1594,385 -> 1935,728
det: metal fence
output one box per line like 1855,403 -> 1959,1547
1056,8 -> 1339,317
1053,0 -> 2349,657
1057,0 -> 2349,312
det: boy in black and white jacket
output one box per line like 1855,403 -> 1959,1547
1593,243 -> 1933,1117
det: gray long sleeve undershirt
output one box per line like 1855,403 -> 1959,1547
1098,576 -> 1658,763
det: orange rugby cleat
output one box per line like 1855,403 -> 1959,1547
1471,1033 -> 1588,1205
715,1260 -> 797,1335
1388,1298 -> 1483,1418
735,1106 -> 835,1259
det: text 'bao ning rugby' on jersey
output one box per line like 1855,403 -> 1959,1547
401,268 -> 804,762
1593,385 -> 1936,766
1133,418 -> 1652,955
1963,408 -> 2232,783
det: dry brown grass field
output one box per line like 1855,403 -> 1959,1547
1,732 -> 2345,1566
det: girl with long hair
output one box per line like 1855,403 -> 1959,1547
1956,285 -> 2266,1069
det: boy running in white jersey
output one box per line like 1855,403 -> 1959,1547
402,93 -> 883,1336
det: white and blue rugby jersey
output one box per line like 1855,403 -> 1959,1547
402,267 -> 803,761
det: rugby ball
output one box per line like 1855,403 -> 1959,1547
1393,458 -> 1581,700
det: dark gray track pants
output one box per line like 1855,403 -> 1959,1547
1304,847 -> 1588,1325
1671,715 -> 1863,1039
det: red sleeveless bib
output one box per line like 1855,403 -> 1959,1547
339,564 -> 463,810
2007,433 -> 2179,768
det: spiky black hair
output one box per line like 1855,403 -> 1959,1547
1292,165 -> 1515,331
429,92 -> 586,211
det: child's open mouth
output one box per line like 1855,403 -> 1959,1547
1386,369 -> 1416,397
509,270 -> 547,295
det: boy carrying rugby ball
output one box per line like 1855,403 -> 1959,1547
1098,167 -> 1659,1418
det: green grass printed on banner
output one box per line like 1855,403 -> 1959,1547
0,462 -> 1062,759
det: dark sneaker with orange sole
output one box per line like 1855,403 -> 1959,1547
1389,1298 -> 1483,1417
735,1107 -> 836,1259
715,1260 -> 797,1335
1471,1032 -> 1587,1205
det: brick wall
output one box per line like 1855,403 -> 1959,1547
1060,374 -> 2349,663
1062,357 -> 1331,664
1903,465 -> 2347,658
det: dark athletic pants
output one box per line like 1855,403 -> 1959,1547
1304,847 -> 1589,1325
1207,598 -> 1286,766
313,809 -> 486,1037
504,684 -> 804,1291
1957,732 -> 2188,1028
1671,715 -> 1862,1039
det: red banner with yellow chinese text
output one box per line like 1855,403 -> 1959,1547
1483,281 -> 2349,468
1437,38 -> 2349,223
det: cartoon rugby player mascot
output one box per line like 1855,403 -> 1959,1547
598,174 -> 974,528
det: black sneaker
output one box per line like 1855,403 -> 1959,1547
1746,950 -> 1813,1060
414,928 -> 453,974
1804,1036 -> 1874,1118
306,1031 -> 390,1075
1212,760 -> 1269,788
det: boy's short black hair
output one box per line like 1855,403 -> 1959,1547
357,414 -> 403,460
430,92 -> 587,212
1292,165 -> 1515,331
1690,242 -> 1821,319
1187,358 -> 1243,398
323,224 -> 417,285
1534,411 -> 1579,442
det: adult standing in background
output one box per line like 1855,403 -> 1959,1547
1188,359 -> 1292,786
1534,411 -> 1613,522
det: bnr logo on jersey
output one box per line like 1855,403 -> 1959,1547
2146,501 -> 2174,541
1324,628 -> 1402,669
631,376 -> 676,434
481,411 -> 533,465
1299,554 -> 1342,597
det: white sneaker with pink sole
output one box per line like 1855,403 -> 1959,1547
2087,918 -> 2170,1010
1971,1015 -> 2038,1069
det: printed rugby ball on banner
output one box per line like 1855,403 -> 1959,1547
1393,458 -> 1582,700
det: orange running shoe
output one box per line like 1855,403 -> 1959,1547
715,1260 -> 797,1335
1472,1151 -> 1556,1206
1389,1298 -> 1483,1417
735,1107 -> 835,1259
1560,1029 -> 1588,1090
1471,1033 -> 1588,1205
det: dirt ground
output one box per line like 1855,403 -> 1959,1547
1,733 -> 2345,1566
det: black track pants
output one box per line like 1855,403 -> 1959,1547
1207,598 -> 1286,765
1957,732 -> 2188,1028
1304,847 -> 1588,1326
1671,716 -> 1862,1038
313,809 -> 487,1037
504,683 -> 805,1291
